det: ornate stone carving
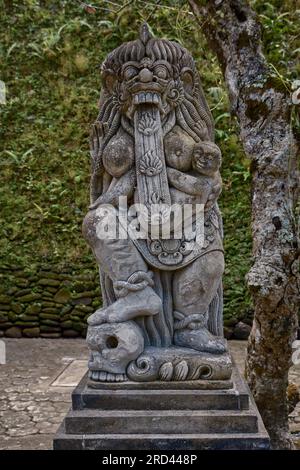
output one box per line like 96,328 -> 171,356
83,23 -> 232,383
87,321 -> 144,380
126,347 -> 232,382
137,112 -> 159,136
139,150 -> 163,176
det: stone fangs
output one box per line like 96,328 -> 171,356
133,91 -> 160,105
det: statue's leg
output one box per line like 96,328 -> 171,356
83,209 -> 162,325
172,251 -> 226,354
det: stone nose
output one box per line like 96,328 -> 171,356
139,68 -> 153,83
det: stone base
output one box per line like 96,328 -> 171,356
88,347 -> 233,383
53,366 -> 270,450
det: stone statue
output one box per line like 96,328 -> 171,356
82,24 -> 232,383
54,25 -> 269,451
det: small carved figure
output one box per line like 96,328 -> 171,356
167,140 -> 222,209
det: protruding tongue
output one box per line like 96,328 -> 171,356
134,103 -> 171,235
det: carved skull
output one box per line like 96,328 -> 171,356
87,321 -> 144,374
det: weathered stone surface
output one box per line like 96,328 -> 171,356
15,289 -> 31,297
73,305 -> 93,314
8,312 -> 17,322
25,304 -> 41,315
72,291 -> 95,300
71,309 -> 86,318
224,326 -> 234,340
52,24 -> 268,448
0,322 -> 13,329
38,279 -> 60,287
10,303 -> 23,314
41,308 -> 60,314
17,293 -> 41,303
62,329 -> 80,338
0,304 -> 10,311
54,288 -> 71,304
15,279 -> 30,288
45,287 -> 57,294
40,326 -> 61,333
71,297 -> 92,306
15,321 -> 39,328
61,305 -> 72,315
41,320 -> 60,327
54,366 -> 270,450
7,287 -> 18,295
5,327 -> 22,338
79,24 -> 231,384
53,428 -> 270,450
41,301 -> 56,308
71,322 -> 85,332
233,322 -> 251,340
40,313 -> 59,321
0,295 -> 11,304
0,312 -> 9,321
60,320 -> 72,329
42,292 -> 52,298
65,408 -> 259,435
23,327 -> 40,338
73,370 -> 244,410
40,333 -> 61,338
224,317 -> 239,327
18,314 -> 39,322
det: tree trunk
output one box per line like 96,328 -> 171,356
188,0 -> 299,449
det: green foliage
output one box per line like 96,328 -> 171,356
252,0 -> 300,80
0,0 -> 298,321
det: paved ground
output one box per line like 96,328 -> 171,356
0,339 -> 299,450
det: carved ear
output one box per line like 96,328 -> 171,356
180,68 -> 194,94
102,69 -> 117,92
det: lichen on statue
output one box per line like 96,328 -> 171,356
82,24 -> 232,383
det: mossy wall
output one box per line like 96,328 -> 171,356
0,262 -> 101,338
0,1 -> 299,338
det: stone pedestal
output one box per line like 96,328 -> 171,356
53,365 -> 270,450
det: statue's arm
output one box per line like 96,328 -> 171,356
167,167 -> 222,209
205,173 -> 222,210
89,168 -> 136,210
167,167 -> 209,196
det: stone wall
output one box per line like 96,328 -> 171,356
0,263 -> 101,338
0,263 -> 257,340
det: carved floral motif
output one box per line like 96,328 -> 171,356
137,112 -> 159,135
139,150 -> 163,176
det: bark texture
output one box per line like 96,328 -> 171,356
189,0 -> 300,449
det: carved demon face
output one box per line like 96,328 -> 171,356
101,24 -> 197,120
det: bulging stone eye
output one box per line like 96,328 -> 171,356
154,64 -> 168,79
123,66 -> 138,80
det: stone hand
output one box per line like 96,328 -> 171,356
89,168 -> 136,210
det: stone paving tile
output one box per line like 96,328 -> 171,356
0,339 -> 299,450
0,339 -> 88,450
